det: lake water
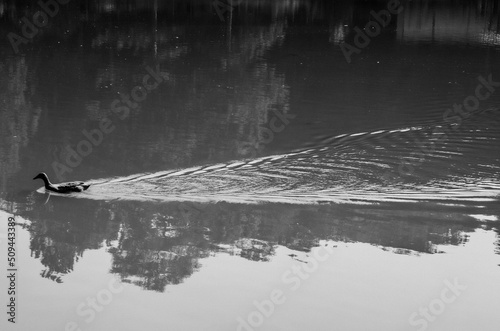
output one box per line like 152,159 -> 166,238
1,0 -> 500,330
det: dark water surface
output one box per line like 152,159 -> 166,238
1,1 -> 500,330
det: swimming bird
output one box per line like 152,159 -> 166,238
33,172 -> 90,193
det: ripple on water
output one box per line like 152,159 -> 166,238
39,110 -> 500,205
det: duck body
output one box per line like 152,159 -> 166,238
33,173 -> 90,193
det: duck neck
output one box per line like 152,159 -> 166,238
41,176 -> 52,188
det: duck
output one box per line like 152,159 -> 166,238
33,172 -> 90,193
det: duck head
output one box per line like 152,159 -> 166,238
33,172 -> 50,183
33,172 -> 47,180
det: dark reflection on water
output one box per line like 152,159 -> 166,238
3,194 -> 498,292
1,0 -> 500,193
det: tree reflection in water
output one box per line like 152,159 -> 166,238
6,193 -> 495,292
